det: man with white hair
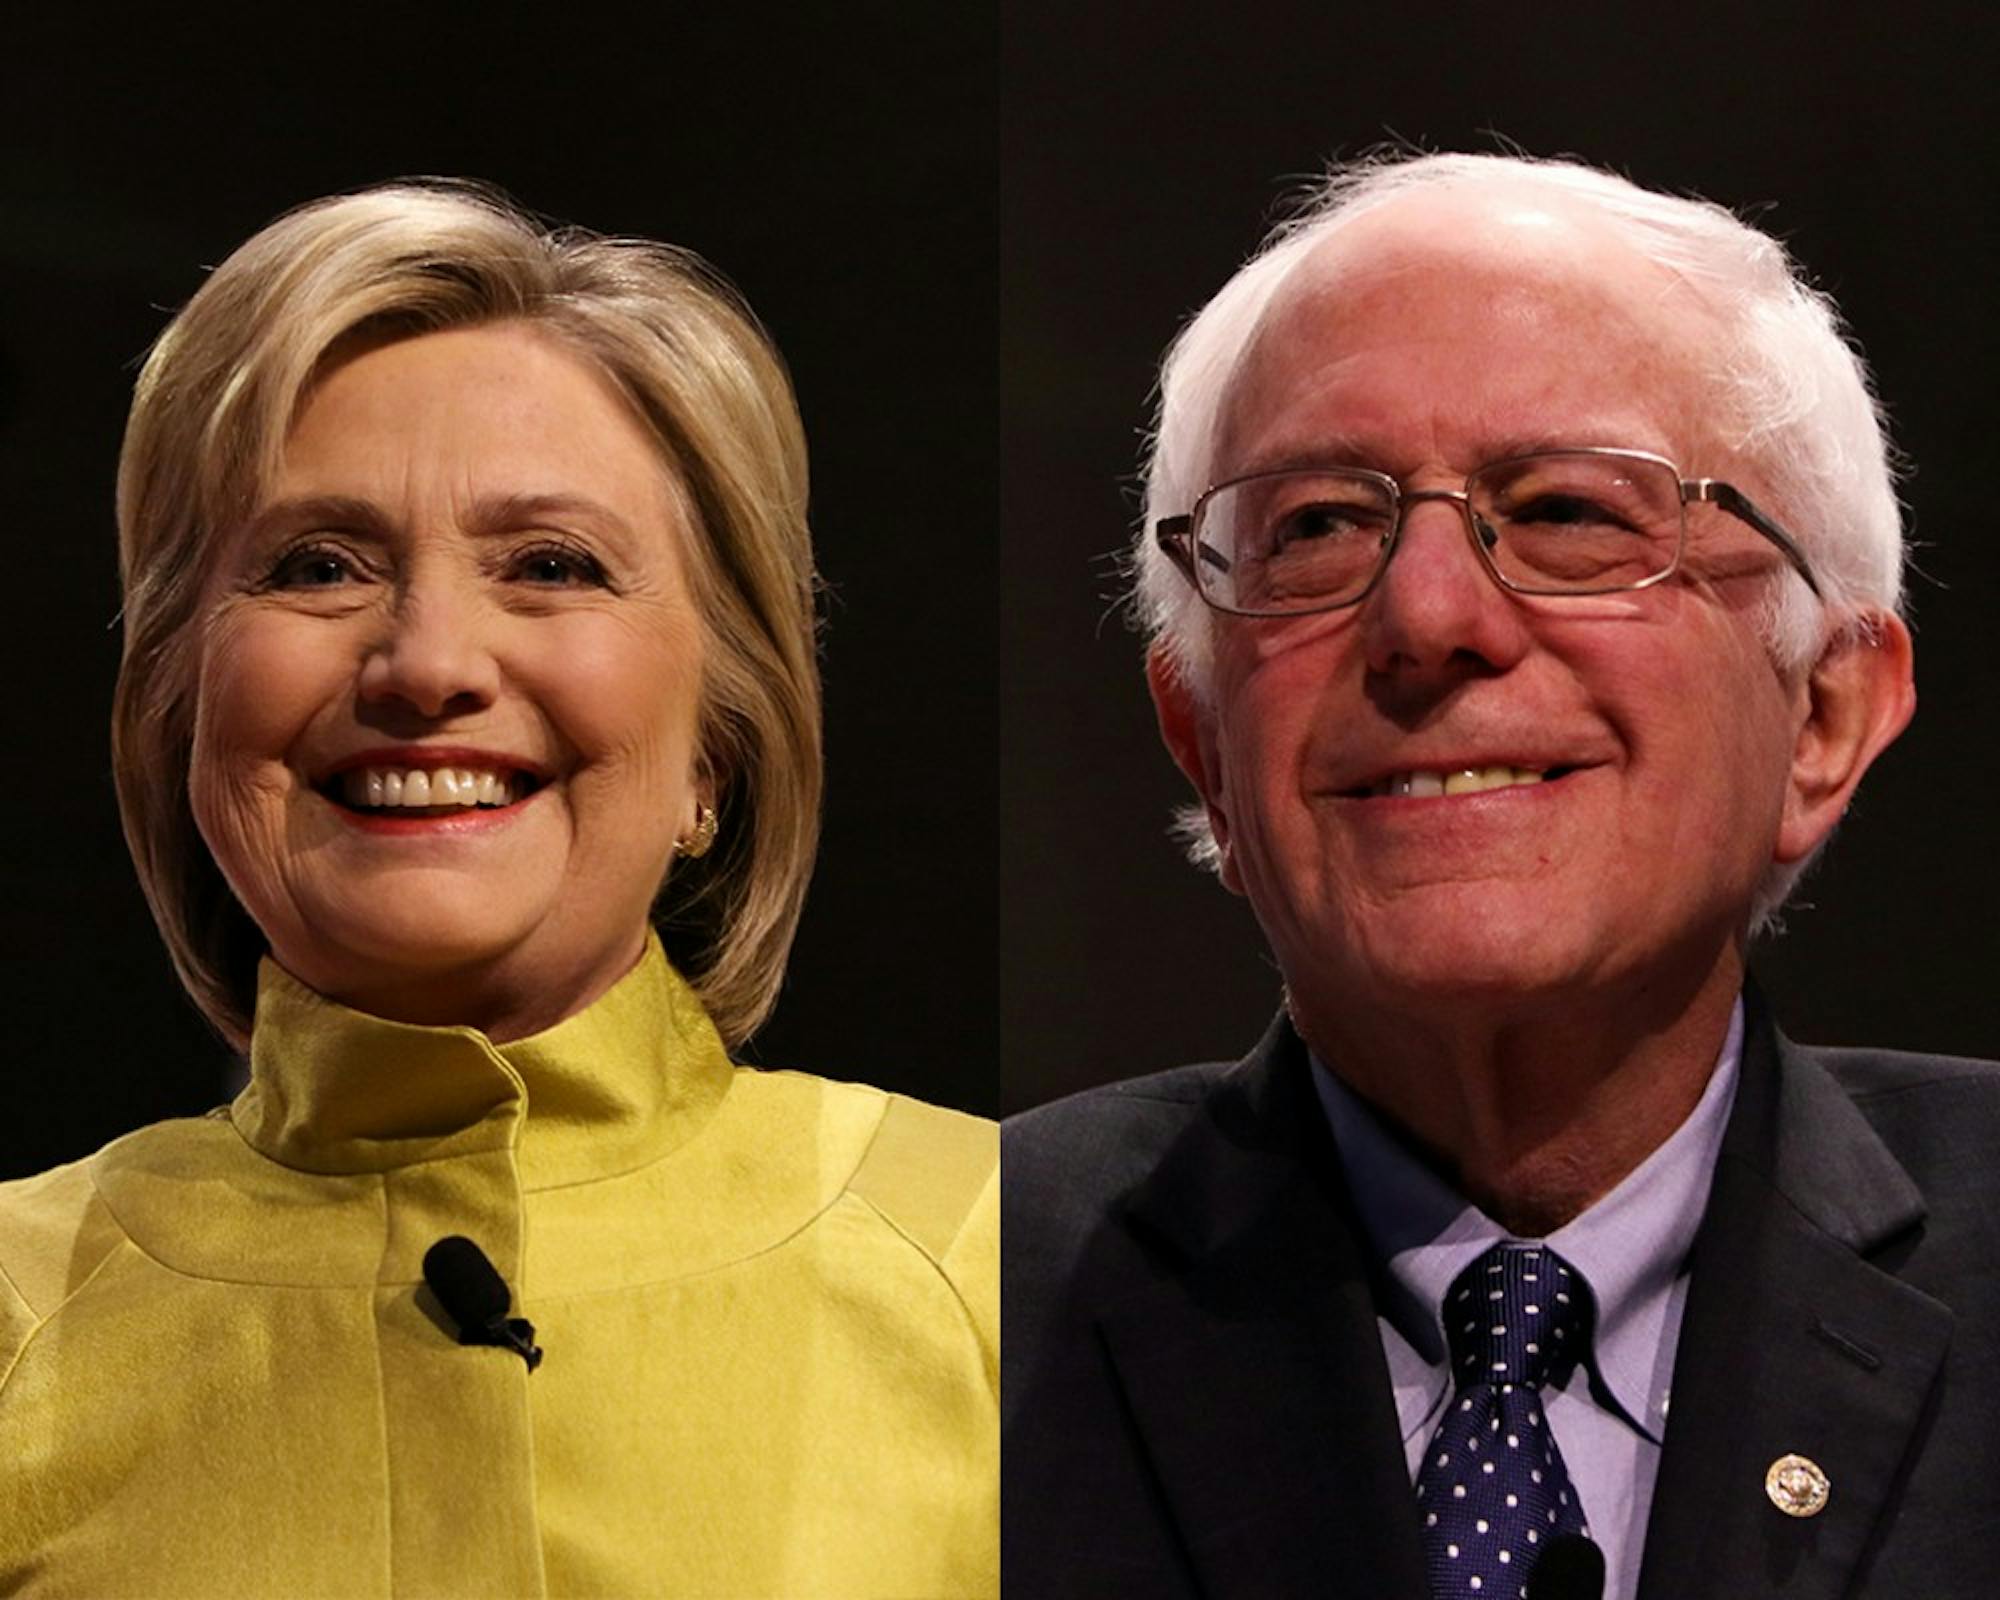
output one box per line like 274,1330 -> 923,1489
1003,153 -> 1998,1600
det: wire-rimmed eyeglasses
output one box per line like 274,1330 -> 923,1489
1153,447 -> 1821,618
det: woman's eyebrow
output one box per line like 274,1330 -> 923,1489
467,491 -> 641,541
243,491 -> 642,542
244,493 -> 386,540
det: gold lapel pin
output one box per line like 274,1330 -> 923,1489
1765,1454 -> 1831,1518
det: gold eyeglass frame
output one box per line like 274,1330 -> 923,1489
1154,446 -> 1823,618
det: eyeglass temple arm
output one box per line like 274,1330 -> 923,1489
1154,515 -> 1233,580
1687,480 -> 1823,598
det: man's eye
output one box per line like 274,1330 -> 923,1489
1271,504 -> 1380,548
511,543 -> 609,587
1509,493 -> 1626,528
267,546 -> 357,588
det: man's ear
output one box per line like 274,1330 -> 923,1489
1146,644 -> 1243,894
1776,611 -> 1915,864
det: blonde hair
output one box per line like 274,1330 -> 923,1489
114,180 -> 822,1048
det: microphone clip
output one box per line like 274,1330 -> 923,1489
422,1235 -> 545,1372
457,1311 -> 544,1371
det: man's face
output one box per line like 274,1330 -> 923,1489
1165,214 -> 1831,1032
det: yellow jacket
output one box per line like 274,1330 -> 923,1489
0,940 -> 997,1597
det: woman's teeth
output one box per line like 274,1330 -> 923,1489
339,768 -> 519,810
1372,766 -> 1547,798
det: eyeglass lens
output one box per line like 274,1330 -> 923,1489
1194,453 -> 1685,614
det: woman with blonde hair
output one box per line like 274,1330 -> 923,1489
0,181 -> 996,1597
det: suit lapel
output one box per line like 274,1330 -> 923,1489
1637,998 -> 1951,1600
1098,1020 -> 1428,1598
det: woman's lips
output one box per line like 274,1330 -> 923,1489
338,765 -> 525,810
312,752 -> 550,833
321,783 -> 542,835
313,747 -> 550,823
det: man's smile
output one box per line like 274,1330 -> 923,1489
1345,764 -> 1577,799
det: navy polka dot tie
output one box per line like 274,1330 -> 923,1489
1414,1244 -> 1594,1599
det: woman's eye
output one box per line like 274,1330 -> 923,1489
512,544 -> 609,587
267,546 -> 357,588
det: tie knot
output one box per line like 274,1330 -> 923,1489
1443,1244 -> 1590,1388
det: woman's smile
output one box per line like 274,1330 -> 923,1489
314,745 -> 550,832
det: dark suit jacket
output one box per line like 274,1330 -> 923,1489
1002,996 -> 2000,1597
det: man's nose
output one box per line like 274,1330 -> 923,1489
1359,496 -> 1532,682
357,577 -> 500,719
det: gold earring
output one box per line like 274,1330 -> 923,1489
676,802 -> 718,860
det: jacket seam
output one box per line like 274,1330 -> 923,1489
0,1235 -> 130,1406
0,1252 -> 33,1323
1846,1076 -> 2000,1105
850,1191 -> 997,1402
366,1171 -> 398,1597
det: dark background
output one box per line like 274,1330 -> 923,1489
2,4 -> 997,1177
1003,2 -> 2000,1112
9,6 -> 1997,1157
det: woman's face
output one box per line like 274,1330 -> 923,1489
190,322 -> 708,1038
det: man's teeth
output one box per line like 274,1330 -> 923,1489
1373,766 -> 1547,798
339,768 -> 519,809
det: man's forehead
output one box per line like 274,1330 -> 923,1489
1214,198 -> 1725,478
1272,189 -> 1695,323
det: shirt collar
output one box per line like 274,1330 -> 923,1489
1312,1000 -> 1743,1442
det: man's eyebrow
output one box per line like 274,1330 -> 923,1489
1223,435 -> 1379,479
1219,424 -> 1675,482
1477,426 -> 1677,461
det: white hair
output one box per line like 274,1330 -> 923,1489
1132,150 -> 1907,927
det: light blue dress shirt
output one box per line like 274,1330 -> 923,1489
1311,1002 -> 1742,1600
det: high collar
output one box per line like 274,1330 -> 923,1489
230,933 -> 734,1191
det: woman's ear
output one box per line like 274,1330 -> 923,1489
674,755 -> 722,859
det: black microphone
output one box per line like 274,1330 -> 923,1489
1525,1535 -> 1605,1600
422,1235 -> 543,1371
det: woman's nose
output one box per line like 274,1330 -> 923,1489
356,581 -> 500,719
